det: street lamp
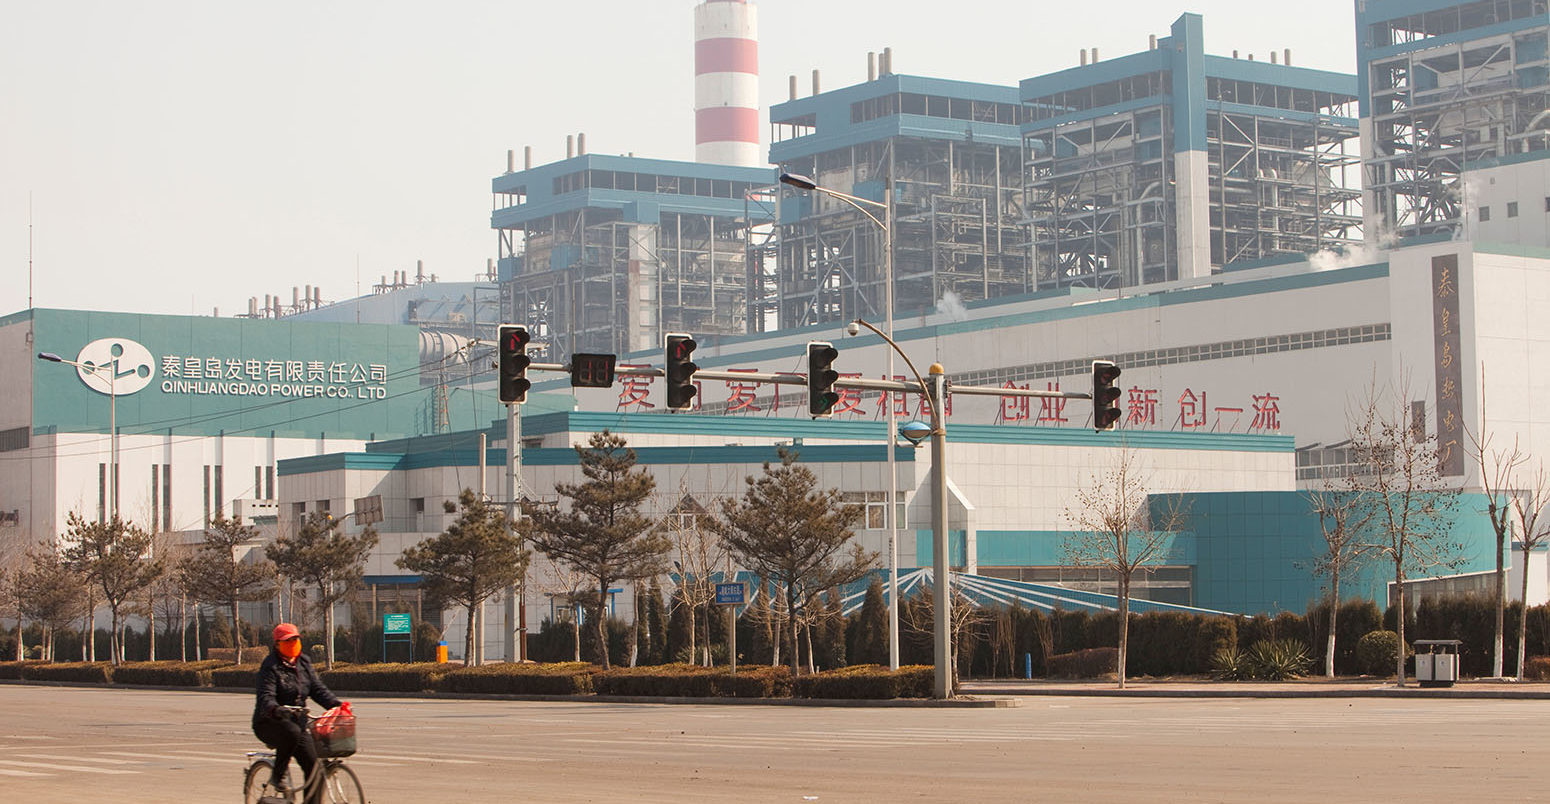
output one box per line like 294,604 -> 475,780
38,351 -> 118,520
847,319 -> 953,700
779,172 -> 904,672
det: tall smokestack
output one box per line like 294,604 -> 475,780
694,0 -> 760,167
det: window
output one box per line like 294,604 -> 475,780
413,497 -> 426,532
843,491 -> 902,530
254,467 -> 262,501
265,466 -> 274,500
203,465 -> 211,527
0,426 -> 28,452
1480,205 -> 1491,222
99,463 -> 107,524
1508,201 -> 1519,218
1545,196 -> 1550,213
664,494 -> 707,530
214,465 -> 223,519
292,502 -> 307,520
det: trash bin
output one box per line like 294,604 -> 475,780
1413,639 -> 1461,688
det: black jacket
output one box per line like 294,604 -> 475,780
252,649 -> 341,727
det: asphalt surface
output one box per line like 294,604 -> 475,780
3,683 -> 1547,803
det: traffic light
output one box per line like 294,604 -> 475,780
807,341 -> 840,417
665,333 -> 698,410
498,324 -> 532,404
1092,360 -> 1122,431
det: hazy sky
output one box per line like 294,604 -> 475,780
2,0 -> 1361,317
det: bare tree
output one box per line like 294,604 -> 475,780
1308,484 -> 1374,677
59,514 -> 163,666
901,582 -> 987,689
1510,465 -> 1550,680
522,432 -> 671,670
266,511 -> 378,669
664,495 -> 731,666
1063,449 -> 1191,689
17,542 -> 86,662
1347,381 -> 1465,686
396,489 -> 528,665
709,449 -> 874,676
1467,365 -> 1525,678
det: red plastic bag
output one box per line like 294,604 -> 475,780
311,702 -> 356,757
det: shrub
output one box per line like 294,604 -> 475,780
440,662 -> 598,695
593,663 -> 718,697
1356,630 -> 1407,676
113,660 -> 230,687
0,661 -> 34,680
711,665 -> 794,698
321,663 -> 453,693
1210,647 -> 1248,681
24,662 -> 115,683
1522,656 -> 1550,681
208,647 -> 269,664
1244,639 -> 1311,681
790,664 -> 932,699
1046,648 -> 1117,679
210,664 -> 263,689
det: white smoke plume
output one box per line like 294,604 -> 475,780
935,290 -> 969,322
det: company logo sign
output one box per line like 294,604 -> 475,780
74,338 -> 156,396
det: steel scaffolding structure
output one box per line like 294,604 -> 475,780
1362,0 -> 1550,238
503,209 -> 756,360
770,137 -> 1031,330
1024,50 -> 1361,291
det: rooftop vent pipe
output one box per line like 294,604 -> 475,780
1284,48 -> 1292,66
578,132 -> 586,155
881,47 -> 892,75
868,52 -> 876,81
812,69 -> 820,95
1080,49 -> 1088,66
789,74 -> 797,100
1149,34 -> 1157,50
525,145 -> 532,170
506,149 -> 514,174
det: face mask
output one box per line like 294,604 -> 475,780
278,639 -> 302,659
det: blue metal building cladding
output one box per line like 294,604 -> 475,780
17,308 -> 427,441
489,154 -> 777,230
1018,13 -> 1359,142
1355,0 -> 1550,116
1177,491 -> 1502,615
767,73 -> 1026,166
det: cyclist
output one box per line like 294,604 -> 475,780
252,622 -> 343,796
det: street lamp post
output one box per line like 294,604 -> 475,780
38,351 -> 117,520
778,172 -> 903,671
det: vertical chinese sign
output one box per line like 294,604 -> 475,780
1432,254 -> 1465,476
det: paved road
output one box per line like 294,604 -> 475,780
1,685 -> 1543,803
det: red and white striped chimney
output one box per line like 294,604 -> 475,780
694,0 -> 760,166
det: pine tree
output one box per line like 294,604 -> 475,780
709,449 -> 874,675
59,514 -> 163,666
266,511 -> 377,668
852,577 -> 889,666
523,432 -> 671,670
178,515 -> 273,656
397,489 -> 529,665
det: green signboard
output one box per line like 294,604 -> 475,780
383,613 -> 412,635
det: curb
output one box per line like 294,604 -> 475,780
0,679 -> 1016,708
963,685 -> 1550,700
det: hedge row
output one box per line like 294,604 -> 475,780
320,663 -> 453,693
112,660 -> 231,687
790,664 -> 932,699
1046,648 -> 1119,679
441,662 -> 598,696
591,663 -> 794,698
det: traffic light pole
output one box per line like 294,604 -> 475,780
504,399 -> 524,663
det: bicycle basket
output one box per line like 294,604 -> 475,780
310,711 -> 357,758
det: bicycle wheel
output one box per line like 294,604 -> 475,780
320,763 -> 365,804
243,761 -> 288,804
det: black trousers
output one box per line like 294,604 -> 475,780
253,716 -> 318,792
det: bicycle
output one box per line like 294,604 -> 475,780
243,705 -> 365,804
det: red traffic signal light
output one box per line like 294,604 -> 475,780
1092,360 -> 1122,431
665,333 -> 698,410
499,325 -> 532,404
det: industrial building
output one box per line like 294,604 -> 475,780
491,150 -> 776,362
1023,14 -> 1364,290
764,63 -> 1033,330
1359,0 -> 1550,240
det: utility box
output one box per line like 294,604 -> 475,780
1413,640 -> 1462,688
